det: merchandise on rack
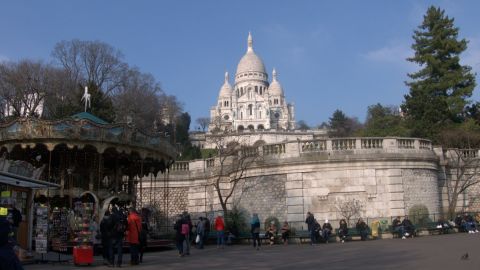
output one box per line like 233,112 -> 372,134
34,204 -> 49,254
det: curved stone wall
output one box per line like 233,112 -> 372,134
139,137 -> 455,230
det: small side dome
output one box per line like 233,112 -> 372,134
219,71 -> 233,97
268,68 -> 284,96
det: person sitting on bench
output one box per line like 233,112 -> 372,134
392,216 -> 404,238
401,216 -> 415,239
321,219 -> 333,243
338,219 -> 348,243
356,218 -> 369,241
265,222 -> 277,245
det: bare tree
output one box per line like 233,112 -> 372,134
444,149 -> 480,218
0,60 -> 62,118
52,39 -> 127,96
335,198 -> 364,226
196,117 -> 210,132
206,118 -> 262,214
112,67 -> 163,132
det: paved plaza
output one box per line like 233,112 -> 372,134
24,233 -> 480,270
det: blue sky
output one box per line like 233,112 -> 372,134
1,0 -> 479,128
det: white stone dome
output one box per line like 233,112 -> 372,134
268,69 -> 284,96
218,71 -> 232,97
235,33 -> 267,75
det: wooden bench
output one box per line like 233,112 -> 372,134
388,225 -> 417,238
425,222 -> 453,235
336,227 -> 371,241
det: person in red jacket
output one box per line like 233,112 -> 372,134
214,213 -> 225,248
127,208 -> 142,265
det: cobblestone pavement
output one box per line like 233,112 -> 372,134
25,233 -> 480,270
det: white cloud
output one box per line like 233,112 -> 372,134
361,41 -> 416,72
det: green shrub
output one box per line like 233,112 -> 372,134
264,216 -> 280,232
408,204 -> 431,227
225,205 -> 248,235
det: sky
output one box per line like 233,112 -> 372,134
1,0 -> 480,129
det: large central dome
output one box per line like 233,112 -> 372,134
235,33 -> 267,76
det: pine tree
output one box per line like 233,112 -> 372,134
402,6 -> 476,140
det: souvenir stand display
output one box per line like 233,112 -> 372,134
50,207 -> 70,257
33,204 -> 49,258
72,201 -> 94,265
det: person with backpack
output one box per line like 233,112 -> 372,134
173,215 -> 185,257
182,213 -> 192,255
127,207 -> 142,265
110,205 -> 127,267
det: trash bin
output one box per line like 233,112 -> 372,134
371,220 -> 380,238
73,246 -> 93,266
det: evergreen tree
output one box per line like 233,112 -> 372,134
328,109 -> 361,137
362,104 -> 410,137
402,6 -> 476,140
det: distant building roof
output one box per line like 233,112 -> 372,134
71,112 -> 109,125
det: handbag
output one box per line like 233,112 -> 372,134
195,234 -> 201,243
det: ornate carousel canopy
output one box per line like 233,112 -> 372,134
0,115 -> 176,161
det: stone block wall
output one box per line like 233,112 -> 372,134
402,169 -> 441,216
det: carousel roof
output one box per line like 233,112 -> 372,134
0,117 -> 176,161
71,112 -> 109,125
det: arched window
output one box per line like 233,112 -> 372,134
257,124 -> 264,130
238,125 -> 244,132
247,125 -> 254,131
255,86 -> 258,93
248,104 -> 253,116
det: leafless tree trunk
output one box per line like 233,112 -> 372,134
206,118 -> 262,214
0,60 -> 62,119
52,39 -> 127,96
196,117 -> 210,132
335,198 -> 364,226
444,149 -> 480,219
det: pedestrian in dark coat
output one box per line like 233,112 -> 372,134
305,212 -> 316,245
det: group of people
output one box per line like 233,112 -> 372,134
391,216 -> 415,239
454,213 -> 479,233
306,212 -> 370,244
99,205 -> 148,267
173,211 -> 214,257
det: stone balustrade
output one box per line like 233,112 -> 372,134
171,161 -> 189,171
169,137 -> 437,173
262,143 -> 286,155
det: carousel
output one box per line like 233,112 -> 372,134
0,111 -> 176,252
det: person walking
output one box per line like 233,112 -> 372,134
126,207 -> 142,265
214,213 -> 225,248
250,213 -> 261,250
203,217 -> 211,246
182,213 -> 193,255
139,220 -> 148,263
100,210 -> 113,265
305,212 -> 316,245
196,217 -> 205,249
174,215 -> 185,257
110,205 -> 126,267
